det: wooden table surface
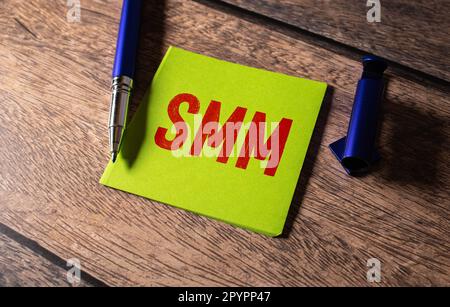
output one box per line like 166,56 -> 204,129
0,0 -> 449,286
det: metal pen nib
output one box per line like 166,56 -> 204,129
111,151 -> 118,163
108,76 -> 133,163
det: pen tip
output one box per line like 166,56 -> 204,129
111,152 -> 117,163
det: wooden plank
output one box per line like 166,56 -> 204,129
0,0 -> 448,286
0,224 -> 93,286
221,0 -> 450,82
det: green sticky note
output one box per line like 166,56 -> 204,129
100,46 -> 327,236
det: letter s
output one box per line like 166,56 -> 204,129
155,93 -> 200,150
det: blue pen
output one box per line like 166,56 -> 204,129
109,0 -> 142,162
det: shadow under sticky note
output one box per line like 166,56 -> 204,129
100,47 -> 327,236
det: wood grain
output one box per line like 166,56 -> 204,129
0,0 -> 449,286
0,225 -> 92,286
221,0 -> 450,82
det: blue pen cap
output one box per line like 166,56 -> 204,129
329,56 -> 388,175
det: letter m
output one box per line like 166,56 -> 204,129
190,101 -> 247,162
236,112 -> 293,176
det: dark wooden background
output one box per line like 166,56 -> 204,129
0,0 -> 448,286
